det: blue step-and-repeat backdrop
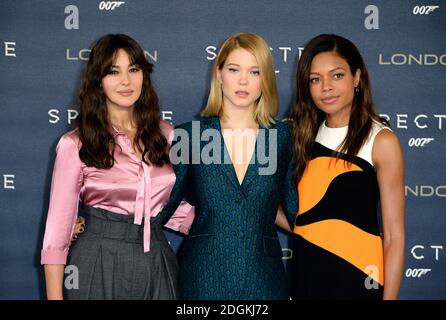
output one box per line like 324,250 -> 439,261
0,0 -> 445,299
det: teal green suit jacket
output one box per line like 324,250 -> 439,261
162,116 -> 297,300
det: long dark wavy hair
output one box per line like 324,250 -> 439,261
77,34 -> 169,168
290,34 -> 388,184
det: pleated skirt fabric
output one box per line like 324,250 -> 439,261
64,205 -> 179,300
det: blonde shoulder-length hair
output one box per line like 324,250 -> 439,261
200,32 -> 278,127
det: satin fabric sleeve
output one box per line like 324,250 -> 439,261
163,200 -> 195,234
41,133 -> 83,265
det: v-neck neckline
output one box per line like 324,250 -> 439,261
216,117 -> 260,188
111,125 -> 144,161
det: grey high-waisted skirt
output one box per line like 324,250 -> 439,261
64,205 -> 179,300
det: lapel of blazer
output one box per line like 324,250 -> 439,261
241,122 -> 269,192
206,116 -> 243,192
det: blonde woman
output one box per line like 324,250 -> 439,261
161,32 -> 297,300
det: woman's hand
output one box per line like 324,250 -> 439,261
72,216 -> 86,241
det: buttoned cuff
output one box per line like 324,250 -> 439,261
164,201 -> 195,235
41,249 -> 68,265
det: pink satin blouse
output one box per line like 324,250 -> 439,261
41,120 -> 194,265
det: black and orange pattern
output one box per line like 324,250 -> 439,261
291,142 -> 384,299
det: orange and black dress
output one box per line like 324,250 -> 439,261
291,120 -> 390,299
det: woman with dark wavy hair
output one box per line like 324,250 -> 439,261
289,34 -> 405,299
41,34 -> 193,300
